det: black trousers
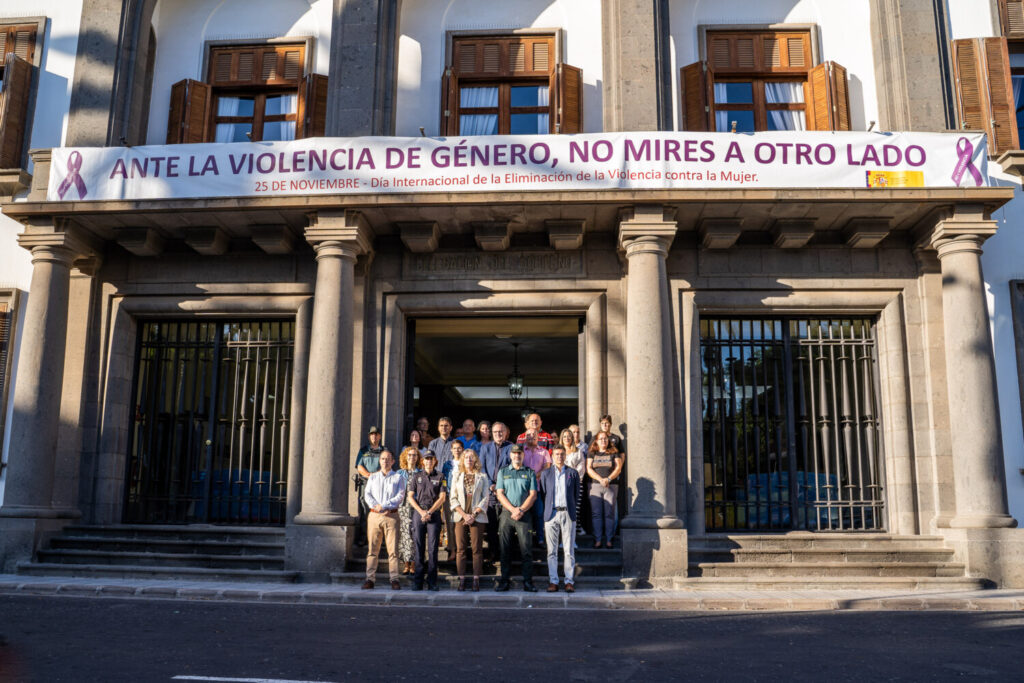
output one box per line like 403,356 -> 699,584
485,499 -> 500,559
412,511 -> 442,587
354,482 -> 368,545
498,509 -> 533,582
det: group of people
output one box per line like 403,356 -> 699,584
353,413 -> 625,593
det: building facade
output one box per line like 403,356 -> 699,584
1,0 -> 1023,587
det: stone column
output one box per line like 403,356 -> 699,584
585,295 -> 606,440
327,0 -> 401,136
929,215 -> 1016,530
601,0 -> 671,131
617,206 -> 686,585
285,211 -> 373,576
0,226 -> 91,571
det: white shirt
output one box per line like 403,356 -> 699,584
565,448 -> 586,479
364,469 -> 406,511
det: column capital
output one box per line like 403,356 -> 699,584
16,218 -> 98,264
618,205 -> 678,255
306,210 -> 374,255
916,205 -> 998,256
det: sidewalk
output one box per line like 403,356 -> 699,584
1,574 -> 1022,611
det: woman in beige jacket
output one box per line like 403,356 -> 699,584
450,449 -> 490,591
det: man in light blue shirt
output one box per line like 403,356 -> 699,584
362,450 -> 406,590
456,418 -> 480,452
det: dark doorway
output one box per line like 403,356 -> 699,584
409,317 -> 580,438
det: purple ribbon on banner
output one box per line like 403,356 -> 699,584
56,151 -> 88,200
951,137 -> 984,187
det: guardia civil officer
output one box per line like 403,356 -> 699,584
353,426 -> 384,547
494,444 -> 538,592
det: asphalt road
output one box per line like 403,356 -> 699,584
1,595 -> 1022,682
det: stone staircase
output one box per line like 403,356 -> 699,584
336,533 -> 624,589
677,533 -> 991,590
16,525 -> 299,583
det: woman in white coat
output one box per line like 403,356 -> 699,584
450,448 -> 490,591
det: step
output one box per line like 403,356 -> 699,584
51,536 -> 285,557
724,548 -> 955,563
346,557 -> 623,578
697,534 -> 950,550
36,549 -> 285,571
331,571 -> 625,590
691,561 -> 967,578
58,524 -> 285,543
16,562 -> 300,583
674,576 -> 993,591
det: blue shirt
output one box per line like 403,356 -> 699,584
428,435 -> 457,470
479,441 -> 514,484
456,435 -> 480,452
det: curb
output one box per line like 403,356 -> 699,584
1,579 -> 1022,611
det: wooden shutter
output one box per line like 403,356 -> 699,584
706,31 -> 811,74
0,24 -> 36,63
807,61 -> 851,131
451,35 -> 555,77
554,63 -> 583,133
166,78 -> 211,144
0,53 -> 33,168
208,44 -> 305,86
680,61 -> 710,131
440,67 -> 458,135
0,301 -> 8,428
1000,0 -> 1024,39
952,37 -> 1019,155
297,73 -> 328,138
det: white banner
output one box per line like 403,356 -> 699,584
47,131 -> 990,202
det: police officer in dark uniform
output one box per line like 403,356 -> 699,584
494,444 -> 539,592
406,450 -> 447,591
353,426 -> 384,547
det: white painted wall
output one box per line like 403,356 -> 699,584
395,0 -> 605,136
0,0 -> 83,504
946,0 -> 996,40
146,0 -> 332,145
668,0 -> 879,132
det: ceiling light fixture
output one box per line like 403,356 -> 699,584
506,342 -> 524,401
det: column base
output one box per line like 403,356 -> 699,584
0,505 -> 81,519
949,514 -> 1018,529
285,522 -> 354,579
620,527 -> 688,587
939,527 -> 1024,588
620,515 -> 685,530
0,516 -> 73,572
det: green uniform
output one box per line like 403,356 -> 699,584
356,445 -> 383,474
496,465 -> 537,506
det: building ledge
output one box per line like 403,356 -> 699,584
0,168 -> 31,201
996,150 -> 1024,178
1,186 -> 1014,249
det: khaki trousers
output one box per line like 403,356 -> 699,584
366,510 -> 400,582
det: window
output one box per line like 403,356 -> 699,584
441,34 -> 582,136
166,42 -> 327,144
680,29 -> 850,133
0,23 -> 37,169
952,37 -> 1018,155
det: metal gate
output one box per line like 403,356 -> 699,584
125,321 -> 294,525
701,317 -> 884,531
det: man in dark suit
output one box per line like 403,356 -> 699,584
538,444 -> 581,592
